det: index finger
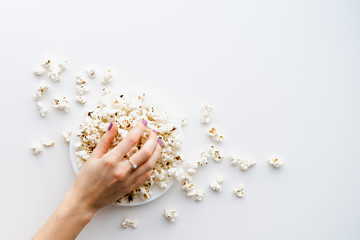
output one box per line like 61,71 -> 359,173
107,119 -> 148,160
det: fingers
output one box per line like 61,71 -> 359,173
129,143 -> 162,179
107,120 -> 148,160
91,122 -> 118,159
130,170 -> 152,190
123,130 -> 158,172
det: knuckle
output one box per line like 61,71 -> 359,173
142,148 -> 153,159
126,136 -> 137,146
103,158 -> 116,168
114,171 -> 126,181
145,162 -> 155,171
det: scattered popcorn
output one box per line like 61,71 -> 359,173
208,145 -> 224,162
33,81 -> 49,101
86,68 -> 96,78
194,190 -> 205,202
268,157 -> 284,168
62,129 -> 72,143
42,139 -> 55,147
75,75 -> 86,85
229,155 -> 256,171
208,127 -> 223,142
101,87 -> 112,96
38,58 -> 67,82
210,176 -> 224,192
233,184 -> 245,198
76,95 -> 87,105
163,208 -> 178,223
31,143 -> 43,155
201,104 -> 213,124
102,68 -> 112,84
33,66 -> 46,76
36,102 -> 48,118
75,84 -> 89,95
121,218 -> 138,229
198,152 -> 209,166
53,96 -> 70,112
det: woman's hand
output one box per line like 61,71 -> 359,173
33,119 -> 162,240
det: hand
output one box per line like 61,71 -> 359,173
32,119 -> 162,240
69,119 -> 162,212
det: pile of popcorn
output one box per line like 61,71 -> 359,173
74,93 -> 184,204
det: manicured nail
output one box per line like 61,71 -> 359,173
158,138 -> 162,146
108,122 -> 113,131
142,119 -> 148,126
152,129 -> 157,135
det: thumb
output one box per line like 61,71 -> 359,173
91,122 -> 118,159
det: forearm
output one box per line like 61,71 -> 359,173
32,188 -> 95,240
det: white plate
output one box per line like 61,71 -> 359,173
69,92 -> 185,206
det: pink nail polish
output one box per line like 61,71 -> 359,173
152,129 -> 157,134
158,138 -> 162,146
142,119 -> 148,126
108,122 -> 113,131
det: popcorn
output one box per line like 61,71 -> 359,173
42,139 -> 55,147
194,190 -> 205,202
75,93 -> 183,204
201,104 -> 213,124
39,58 -> 67,82
229,155 -> 256,171
163,208 -> 178,223
57,60 -> 68,72
86,68 -> 96,78
33,66 -> 46,76
208,127 -> 223,142
76,75 -> 86,85
33,81 -> 49,101
36,102 -> 48,118
76,96 -> 87,105
53,96 -> 70,112
268,157 -> 284,168
209,176 -> 224,192
179,117 -> 187,126
102,68 -> 112,84
75,85 -> 89,95
62,129 -> 72,143
233,184 -> 245,198
208,145 -> 224,162
101,87 -> 112,96
31,143 -> 43,155
121,218 -> 138,229
197,152 -> 209,166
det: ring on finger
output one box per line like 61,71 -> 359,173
128,159 -> 137,170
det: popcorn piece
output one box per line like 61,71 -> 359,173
48,72 -> 61,82
179,117 -> 187,126
42,139 -> 55,147
268,157 -> 284,168
53,96 -> 70,112
101,87 -> 112,96
62,129 -> 72,143
76,95 -> 87,105
198,152 -> 209,166
194,190 -> 205,202
57,60 -> 68,73
209,176 -> 224,192
33,66 -> 46,76
41,58 -> 52,69
76,75 -> 86,85
75,84 -> 89,95
86,68 -> 96,78
229,155 -> 240,166
33,81 -> 49,101
201,104 -> 213,124
31,143 -> 43,155
121,218 -> 138,229
102,68 -> 112,84
36,102 -> 48,118
229,155 -> 256,171
233,184 -> 245,198
208,145 -> 224,162
208,127 -> 223,142
163,208 -> 178,223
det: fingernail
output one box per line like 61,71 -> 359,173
152,129 -> 157,135
108,122 -> 113,131
142,119 -> 148,126
158,138 -> 162,146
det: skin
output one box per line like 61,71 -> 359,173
32,120 -> 161,240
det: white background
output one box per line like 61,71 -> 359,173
0,0 -> 359,239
